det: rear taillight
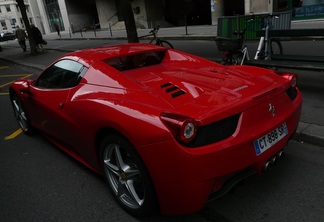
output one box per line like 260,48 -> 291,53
160,112 -> 197,143
291,75 -> 297,88
281,73 -> 298,88
280,73 -> 298,100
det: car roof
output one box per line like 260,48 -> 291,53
65,43 -> 166,66
1,31 -> 13,36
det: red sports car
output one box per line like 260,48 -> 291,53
9,43 -> 302,216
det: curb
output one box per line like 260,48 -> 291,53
55,35 -> 324,42
294,122 -> 324,148
57,35 -> 216,41
0,56 -> 47,71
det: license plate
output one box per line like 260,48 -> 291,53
254,123 -> 288,156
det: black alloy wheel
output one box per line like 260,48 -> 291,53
10,93 -> 33,135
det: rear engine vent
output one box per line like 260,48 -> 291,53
285,86 -> 298,101
186,114 -> 241,148
161,82 -> 186,98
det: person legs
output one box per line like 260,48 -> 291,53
18,40 -> 26,52
38,44 -> 44,52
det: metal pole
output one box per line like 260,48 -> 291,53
109,23 -> 113,37
264,17 -> 269,60
185,15 -> 188,35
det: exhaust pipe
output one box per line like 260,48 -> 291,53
277,150 -> 284,160
263,160 -> 272,173
271,155 -> 279,165
263,150 -> 284,173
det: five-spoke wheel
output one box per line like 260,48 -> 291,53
100,134 -> 157,216
10,93 -> 33,134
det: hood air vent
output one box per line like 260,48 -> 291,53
160,82 -> 186,98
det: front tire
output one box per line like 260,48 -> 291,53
156,39 -> 174,49
259,39 -> 283,59
10,93 -> 33,135
270,38 -> 283,55
99,134 -> 158,216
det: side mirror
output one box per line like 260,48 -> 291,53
18,79 -> 33,95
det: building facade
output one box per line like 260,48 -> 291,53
0,0 -> 323,35
0,0 -> 33,32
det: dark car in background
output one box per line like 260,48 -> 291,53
0,32 -> 16,41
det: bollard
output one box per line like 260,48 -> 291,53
184,15 -> 188,35
109,23 -> 113,37
80,26 -> 83,37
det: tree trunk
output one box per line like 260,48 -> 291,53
16,0 -> 38,55
120,0 -> 139,43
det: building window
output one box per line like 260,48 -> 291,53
6,5 -> 11,12
250,0 -> 269,13
275,0 -> 289,12
20,18 -> 24,28
44,0 -> 65,32
11,19 -> 15,28
1,20 -> 7,30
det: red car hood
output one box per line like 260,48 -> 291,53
127,65 -> 280,118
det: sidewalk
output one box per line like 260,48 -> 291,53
42,18 -> 324,41
41,26 -> 218,43
0,23 -> 323,148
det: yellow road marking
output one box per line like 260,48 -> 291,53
5,128 -> 23,140
0,81 -> 15,88
0,66 -> 9,69
0,74 -> 33,92
0,74 -> 33,77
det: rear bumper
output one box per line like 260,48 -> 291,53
137,91 -> 302,215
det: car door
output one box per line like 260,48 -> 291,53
28,59 -> 86,146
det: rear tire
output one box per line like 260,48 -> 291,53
221,52 -> 234,65
99,134 -> 158,216
233,51 -> 245,65
222,51 -> 243,65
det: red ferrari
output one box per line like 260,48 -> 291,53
9,43 -> 302,216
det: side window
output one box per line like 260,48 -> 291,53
34,60 -> 87,89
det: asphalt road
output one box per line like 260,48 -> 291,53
1,128 -> 324,221
0,55 -> 324,221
